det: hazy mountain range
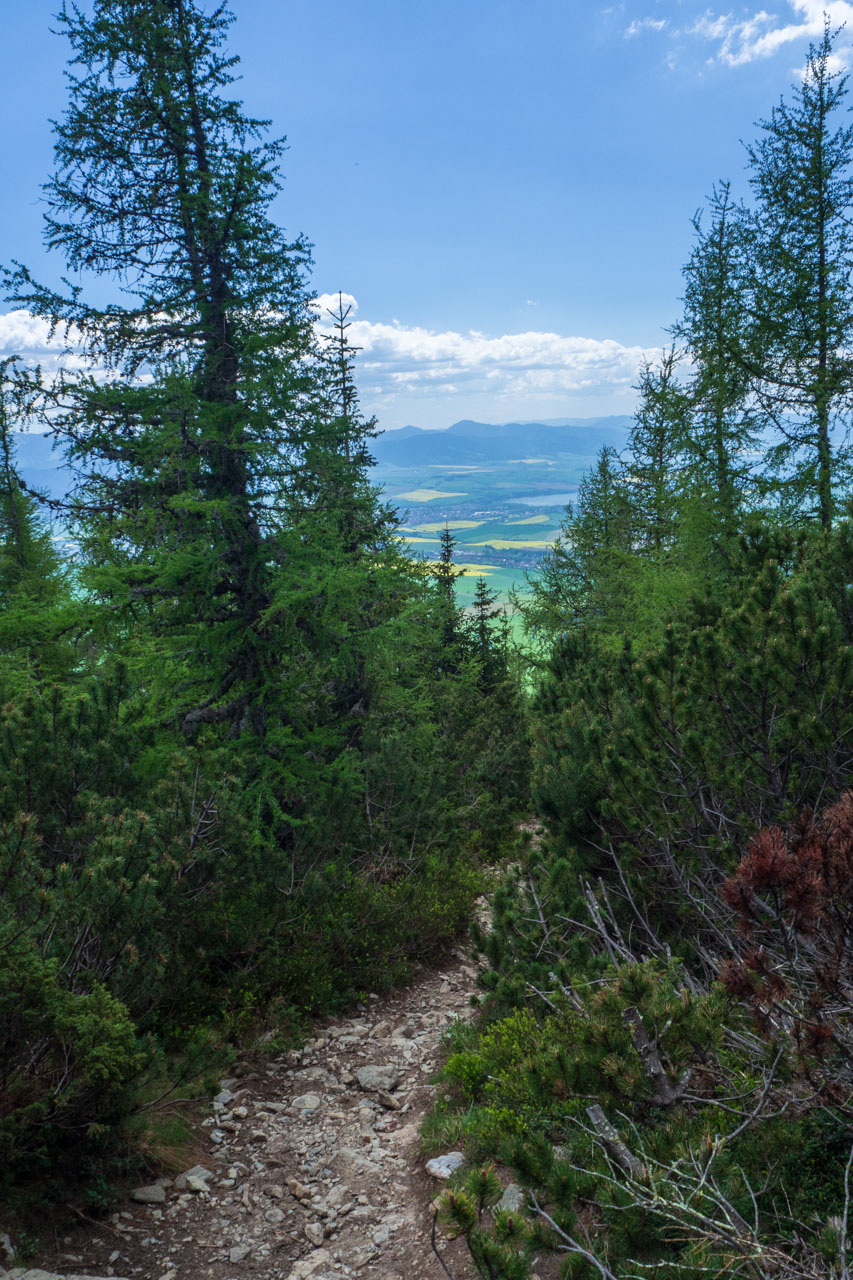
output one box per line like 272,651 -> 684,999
371,416 -> 632,468
9,416 -> 632,500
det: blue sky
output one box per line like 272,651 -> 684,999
1,0 -> 849,427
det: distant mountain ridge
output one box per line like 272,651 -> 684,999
371,416 -> 632,468
10,416 -> 634,500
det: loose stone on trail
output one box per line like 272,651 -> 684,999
355,1063 -> 401,1092
19,946 -> 486,1280
425,1151 -> 465,1180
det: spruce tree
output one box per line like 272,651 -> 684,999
626,348 -> 689,554
523,445 -> 632,637
433,524 -> 465,652
469,574 -> 503,689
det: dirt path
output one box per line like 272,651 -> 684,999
7,943 -> 484,1280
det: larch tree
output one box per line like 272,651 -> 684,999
742,22 -> 853,529
676,182 -> 762,547
6,0 -> 334,737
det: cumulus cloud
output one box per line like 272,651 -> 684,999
1,301 -> 654,427
311,291 -> 360,318
0,310 -> 64,364
338,318 -> 650,399
0,309 -> 92,377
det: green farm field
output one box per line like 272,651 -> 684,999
369,416 -> 633,604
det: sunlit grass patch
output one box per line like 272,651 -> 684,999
506,513 -> 549,526
469,538 -> 555,549
396,488 -> 468,502
409,520 -> 485,532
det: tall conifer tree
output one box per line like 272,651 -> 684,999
742,23 -> 853,528
6,0 -> 328,735
677,183 -> 762,546
524,445 -> 632,636
627,349 -> 689,554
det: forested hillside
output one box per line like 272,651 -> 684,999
0,0 -> 528,1220
428,24 -> 853,1280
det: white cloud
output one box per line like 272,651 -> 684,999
320,314 -> 651,397
689,1 -> 853,67
625,2 -> 853,69
311,291 -> 359,318
1,303 -> 654,428
0,310 -> 63,363
0,309 -> 92,377
312,305 -> 656,424
626,16 -> 669,35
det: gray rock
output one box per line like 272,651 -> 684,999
5,1274 -> 130,1280
229,1244 -> 252,1263
5,1272 -> 64,1280
425,1151 -> 465,1180
214,1088 -> 235,1105
292,1092 -> 322,1112
69,1274 -> 131,1280
301,1066 -> 335,1084
264,1207 -> 286,1225
496,1182 -> 526,1213
131,1183 -> 167,1203
305,1221 -> 326,1248
174,1163 -> 214,1190
355,1064 -> 400,1092
349,1245 -> 379,1267
285,1250 -> 332,1279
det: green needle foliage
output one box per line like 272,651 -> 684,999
0,0 -> 530,1215
438,26 -> 853,1280
8,0 -> 324,738
741,21 -> 853,527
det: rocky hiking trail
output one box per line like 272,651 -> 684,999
7,942 -> 490,1280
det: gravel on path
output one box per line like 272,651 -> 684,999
11,944 -> 486,1280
